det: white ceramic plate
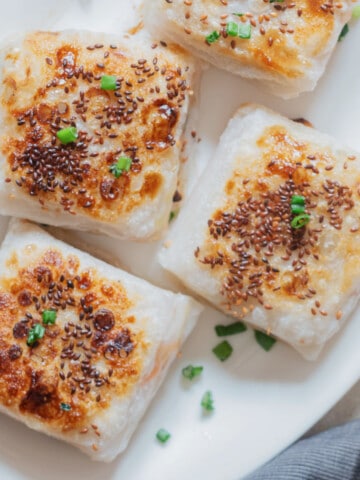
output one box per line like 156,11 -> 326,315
0,2 -> 359,479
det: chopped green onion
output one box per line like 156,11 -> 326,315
56,127 -> 78,145
60,403 -> 71,411
338,23 -> 349,42
42,310 -> 57,325
291,195 -> 305,206
352,6 -> 360,19
238,23 -> 252,39
156,428 -> 171,443
100,75 -> 117,91
169,211 -> 176,222
109,156 -> 132,178
291,204 -> 305,215
27,323 -> 45,346
291,213 -> 311,229
212,340 -> 233,361
205,31 -> 220,44
201,391 -> 214,412
270,0 -> 285,3
182,365 -> 203,380
232,13 -> 243,17
226,21 -> 239,37
215,321 -> 247,337
255,330 -> 277,352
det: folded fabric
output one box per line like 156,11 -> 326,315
246,420 -> 360,480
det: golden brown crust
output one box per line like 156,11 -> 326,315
159,0 -> 349,79
196,124 -> 359,318
0,31 -> 194,221
0,247 -> 145,433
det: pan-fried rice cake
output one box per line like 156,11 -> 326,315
0,219 -> 202,461
147,0 -> 353,98
0,31 -> 196,239
160,104 -> 360,360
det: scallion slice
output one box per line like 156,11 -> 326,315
100,75 -> 117,91
60,403 -> 71,411
291,213 -> 311,229
42,310 -> 57,325
27,323 -> 45,346
255,330 -> 277,352
212,340 -> 233,361
291,204 -> 305,215
109,156 -> 132,178
182,365 -> 203,380
238,23 -> 251,39
353,6 -> 360,19
226,22 -> 239,37
215,321 -> 247,337
56,127 -> 78,145
156,428 -> 171,443
291,195 -> 305,206
338,23 -> 349,42
201,391 -> 214,412
206,31 -> 220,44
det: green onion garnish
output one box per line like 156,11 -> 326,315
352,6 -> 360,19
169,211 -> 176,222
238,23 -> 252,39
291,204 -> 305,215
60,403 -> 71,411
291,213 -> 311,229
182,365 -> 203,380
226,22 -> 239,37
201,391 -> 214,412
27,323 -> 45,346
56,127 -> 78,145
156,428 -> 171,443
215,321 -> 247,337
291,195 -> 305,206
270,0 -> 285,3
232,13 -> 244,17
109,156 -> 132,178
212,340 -> 233,361
255,330 -> 277,352
100,75 -> 117,91
42,310 -> 57,325
206,31 -> 220,44
338,23 -> 349,42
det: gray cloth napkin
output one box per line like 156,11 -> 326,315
246,420 -> 360,480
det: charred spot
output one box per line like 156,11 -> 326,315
13,322 -> 29,339
17,290 -> 32,307
19,371 -> 60,419
172,190 -> 182,202
56,45 -> 78,76
99,178 -> 121,201
77,273 -> 92,290
91,331 -> 107,349
142,99 -> 178,150
140,172 -> 163,199
8,344 -> 22,361
94,309 -> 115,332
293,118 -> 314,128
78,195 -> 95,209
36,104 -> 55,124
34,266 -> 53,285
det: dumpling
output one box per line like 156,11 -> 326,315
0,219 -> 202,461
0,30 -> 196,240
160,104 -> 360,360
146,0 -> 353,98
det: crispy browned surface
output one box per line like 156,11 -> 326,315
0,247 -> 145,433
196,124 -> 360,320
160,0 -> 343,79
0,31 -> 193,220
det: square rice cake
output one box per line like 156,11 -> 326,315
160,104 -> 360,360
0,219 -> 201,460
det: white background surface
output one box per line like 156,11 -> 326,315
0,1 -> 359,479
